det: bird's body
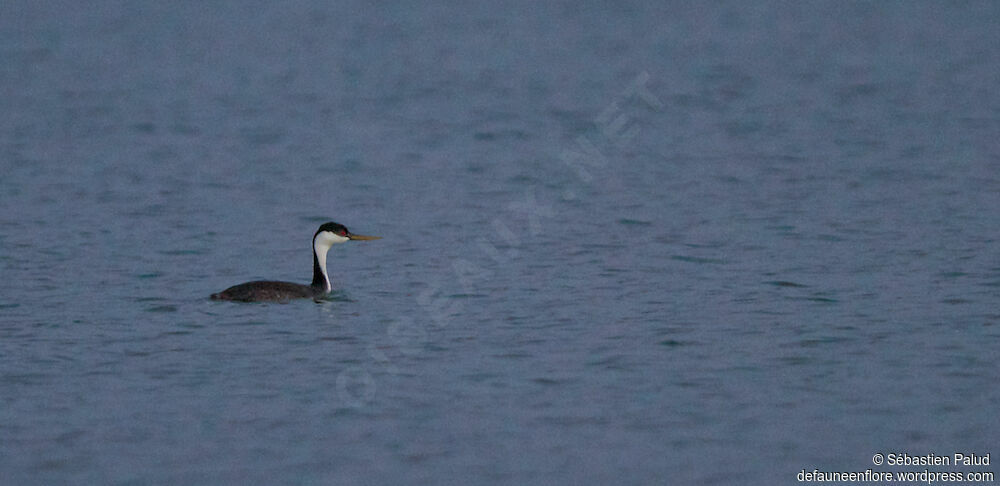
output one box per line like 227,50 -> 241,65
210,280 -> 323,302
210,222 -> 380,303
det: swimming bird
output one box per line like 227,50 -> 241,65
210,221 -> 380,302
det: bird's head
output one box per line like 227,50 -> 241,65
314,221 -> 381,248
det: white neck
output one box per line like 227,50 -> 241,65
314,237 -> 333,292
313,231 -> 349,292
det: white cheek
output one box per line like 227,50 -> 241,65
316,232 -> 349,248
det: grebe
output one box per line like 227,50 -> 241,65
210,222 -> 380,302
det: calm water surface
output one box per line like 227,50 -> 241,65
1,2 -> 998,484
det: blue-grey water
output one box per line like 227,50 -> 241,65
2,1 -> 998,484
